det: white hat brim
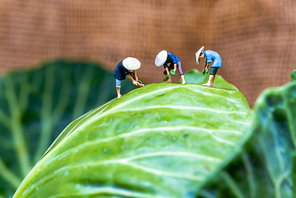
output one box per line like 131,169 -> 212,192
155,50 -> 168,67
195,46 -> 204,64
122,57 -> 141,70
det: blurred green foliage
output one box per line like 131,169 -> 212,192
291,69 -> 296,82
200,74 -> 296,198
0,59 -> 136,197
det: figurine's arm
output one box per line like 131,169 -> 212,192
126,74 -> 138,85
203,62 -> 209,72
133,70 -> 138,81
165,67 -> 172,83
127,73 -> 144,87
134,70 -> 144,86
173,63 -> 177,72
166,67 -> 171,78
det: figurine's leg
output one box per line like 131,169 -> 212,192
116,79 -> 122,98
203,75 -> 215,87
177,61 -> 186,85
116,88 -> 121,98
181,75 -> 186,85
203,67 -> 218,87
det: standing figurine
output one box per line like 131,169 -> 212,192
155,50 -> 186,85
196,46 -> 222,87
114,57 -> 144,98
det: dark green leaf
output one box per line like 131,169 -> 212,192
13,80 -> 253,197
200,80 -> 296,198
291,70 -> 296,82
0,59 -> 136,197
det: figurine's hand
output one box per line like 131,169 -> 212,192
132,80 -> 139,86
137,83 -> 144,87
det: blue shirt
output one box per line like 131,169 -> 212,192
204,50 -> 222,68
164,52 -> 180,68
114,61 -> 131,80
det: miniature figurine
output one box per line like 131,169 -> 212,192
114,57 -> 144,98
155,50 -> 186,85
196,46 -> 222,87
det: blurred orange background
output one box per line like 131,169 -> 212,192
0,0 -> 295,107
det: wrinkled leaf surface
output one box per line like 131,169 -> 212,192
14,77 -> 253,197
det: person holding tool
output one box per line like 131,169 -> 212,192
155,50 -> 186,85
114,57 -> 144,98
196,46 -> 222,87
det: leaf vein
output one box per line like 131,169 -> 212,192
45,126 -> 234,166
25,157 -> 206,197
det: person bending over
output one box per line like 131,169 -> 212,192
196,46 -> 222,87
114,57 -> 144,98
155,50 -> 186,85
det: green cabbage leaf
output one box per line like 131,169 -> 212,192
183,69 -> 238,91
13,71 -> 253,197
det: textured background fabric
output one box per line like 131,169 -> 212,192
0,0 -> 295,107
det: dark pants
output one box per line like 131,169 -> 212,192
210,67 -> 219,76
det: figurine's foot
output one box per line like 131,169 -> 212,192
117,94 -> 122,98
182,81 -> 186,85
203,83 -> 213,87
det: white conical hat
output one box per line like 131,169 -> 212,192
155,50 -> 168,67
122,57 -> 141,70
195,46 -> 204,64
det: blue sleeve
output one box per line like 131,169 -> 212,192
168,52 -> 180,64
204,52 -> 212,63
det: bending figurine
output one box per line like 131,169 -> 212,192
155,50 -> 186,85
114,57 -> 144,98
196,46 -> 222,87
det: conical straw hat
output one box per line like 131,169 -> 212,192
122,57 -> 141,70
195,46 -> 204,64
155,50 -> 168,67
